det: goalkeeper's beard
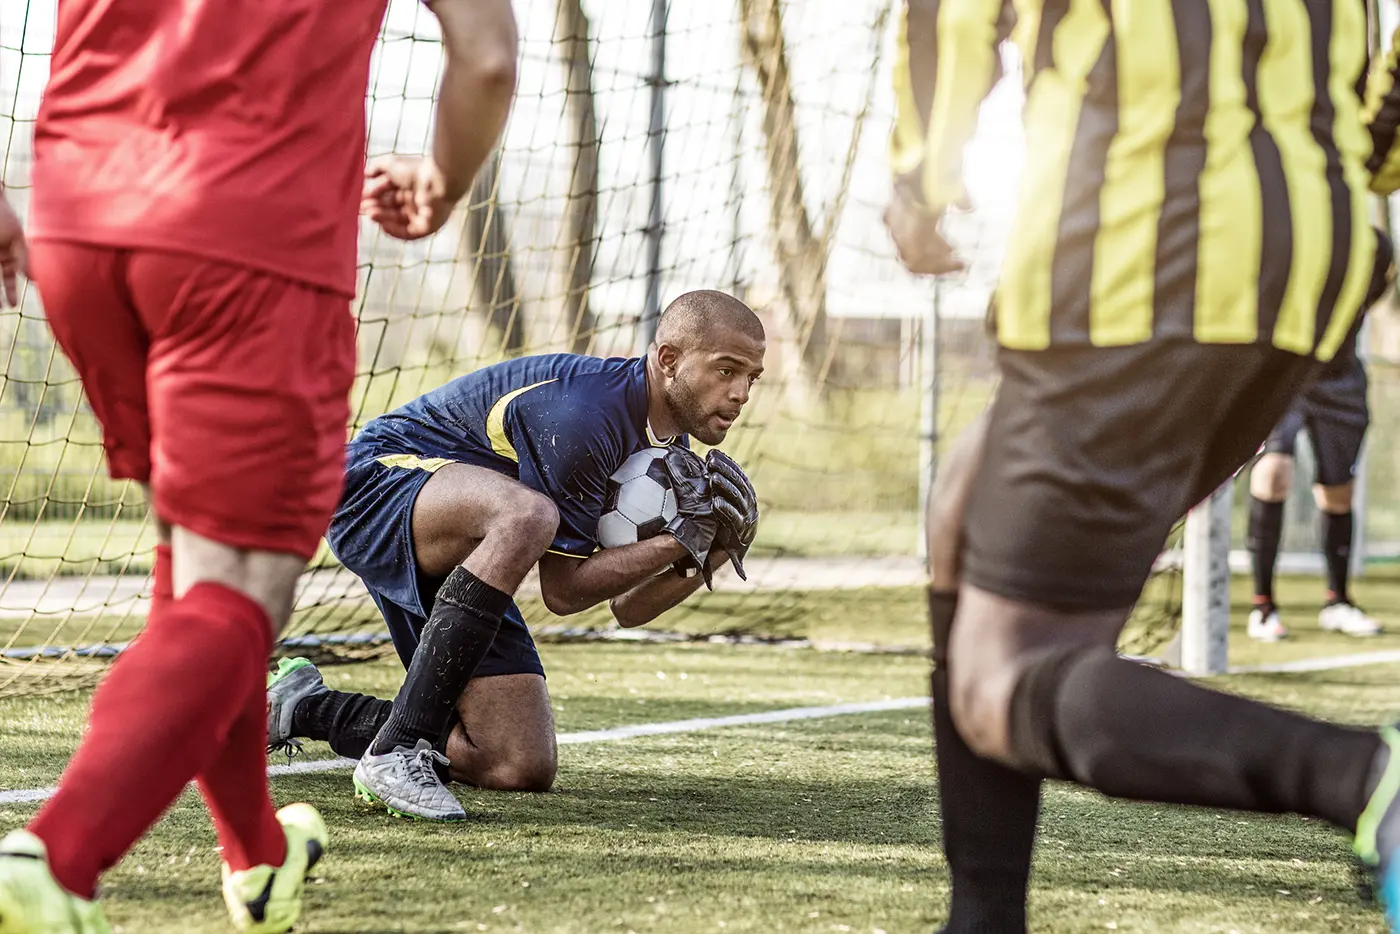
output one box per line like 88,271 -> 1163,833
665,376 -> 727,446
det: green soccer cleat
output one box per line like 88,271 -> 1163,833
0,830 -> 111,934
221,803 -> 327,934
266,657 -> 327,759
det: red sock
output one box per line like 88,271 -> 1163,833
150,544 -> 173,619
150,543 -> 284,870
30,582 -> 271,898
197,683 -> 287,872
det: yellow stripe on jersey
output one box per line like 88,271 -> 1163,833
890,9 -> 928,180
922,0 -> 1004,208
894,0 -> 1380,359
1256,0 -> 1319,354
1089,0 -> 1174,346
1322,0 -> 1379,360
484,379 -> 557,463
1193,0 -> 1258,345
545,547 -> 593,559
1366,27 -> 1400,195
890,0 -> 1006,210
374,454 -> 455,473
995,0 -> 1108,350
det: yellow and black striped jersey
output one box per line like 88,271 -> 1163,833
892,0 -> 1400,359
1366,25 -> 1400,192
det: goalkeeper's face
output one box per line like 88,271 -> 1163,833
663,331 -> 765,446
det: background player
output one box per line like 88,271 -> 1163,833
266,291 -> 764,821
0,0 -> 518,931
888,0 -> 1400,931
1247,234 -> 1394,641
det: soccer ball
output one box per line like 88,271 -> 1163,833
597,447 -> 679,548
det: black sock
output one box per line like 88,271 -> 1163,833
930,590 -> 1038,934
1321,510 -> 1354,604
1248,497 -> 1284,605
293,689 -> 394,760
370,567 -> 511,756
1007,646 -> 1382,830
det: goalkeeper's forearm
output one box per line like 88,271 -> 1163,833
426,0 -> 518,201
608,550 -> 731,629
536,535 -> 688,618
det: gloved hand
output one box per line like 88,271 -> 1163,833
660,447 -> 718,588
706,450 -> 758,581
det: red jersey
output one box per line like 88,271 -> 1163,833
30,0 -> 391,298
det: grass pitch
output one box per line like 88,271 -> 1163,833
2,628 -> 1399,933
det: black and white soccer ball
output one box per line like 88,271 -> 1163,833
597,446 -> 679,548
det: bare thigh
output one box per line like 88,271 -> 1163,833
410,462 -> 559,585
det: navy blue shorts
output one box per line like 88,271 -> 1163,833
326,446 -> 545,678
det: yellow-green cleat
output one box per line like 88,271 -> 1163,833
1355,726 -> 1400,931
221,803 -> 327,934
0,830 -> 110,934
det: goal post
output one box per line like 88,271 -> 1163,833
1180,484 -> 1232,676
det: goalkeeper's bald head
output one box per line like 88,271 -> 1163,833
654,290 -> 764,353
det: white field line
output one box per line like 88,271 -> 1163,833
5,648 -> 1399,808
1226,648 -> 1400,675
0,697 -> 929,807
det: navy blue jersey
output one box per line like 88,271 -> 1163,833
350,354 -> 681,557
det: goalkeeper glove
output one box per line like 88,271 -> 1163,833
660,447 -> 719,588
706,450 -> 758,581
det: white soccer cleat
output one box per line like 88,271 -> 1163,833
352,739 -> 466,822
1319,602 -> 1383,637
1247,606 -> 1288,642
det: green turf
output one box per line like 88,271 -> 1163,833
8,561 -> 1400,664
2,639 -> 1400,932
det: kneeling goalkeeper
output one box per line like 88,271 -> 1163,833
267,291 -> 764,821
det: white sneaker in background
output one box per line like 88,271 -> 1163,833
1247,606 -> 1288,642
1319,602 -> 1383,637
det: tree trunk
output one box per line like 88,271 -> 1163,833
739,0 -> 831,391
463,149 -> 525,356
557,0 -> 600,355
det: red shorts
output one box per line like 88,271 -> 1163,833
29,242 -> 357,559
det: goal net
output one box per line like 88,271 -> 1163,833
2,0 -> 1006,695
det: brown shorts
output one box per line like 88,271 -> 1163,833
962,340 -> 1320,611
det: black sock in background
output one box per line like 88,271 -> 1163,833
1248,497 -> 1285,605
1321,510 -> 1355,604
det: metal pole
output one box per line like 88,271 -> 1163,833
728,57 -> 745,298
916,283 -> 940,561
1181,482 -> 1233,675
639,0 -> 668,351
